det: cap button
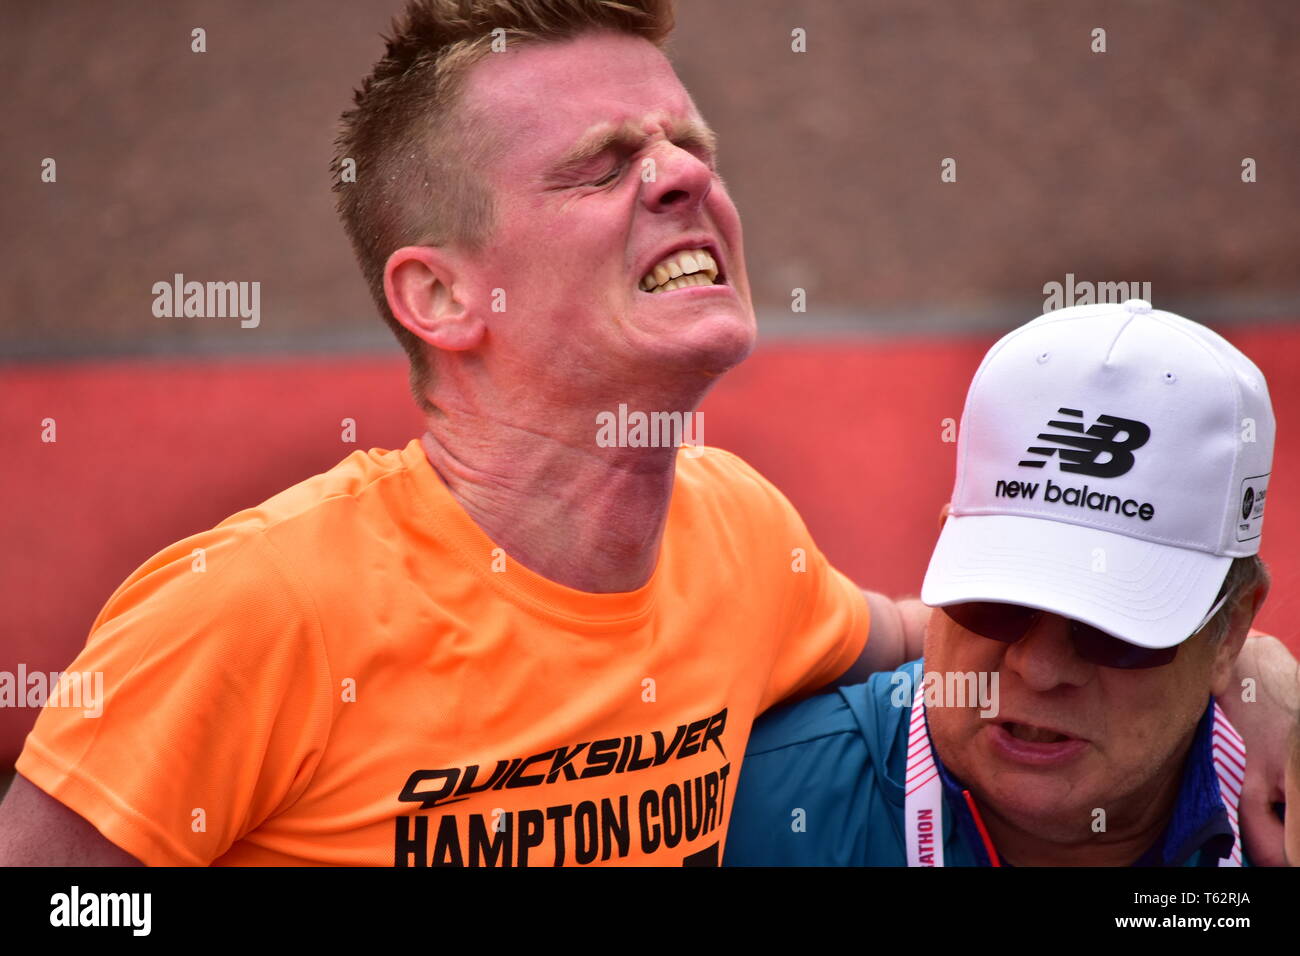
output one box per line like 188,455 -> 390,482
1123,298 -> 1152,313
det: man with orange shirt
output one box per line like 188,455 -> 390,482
0,0 -> 918,867
0,0 -> 1293,866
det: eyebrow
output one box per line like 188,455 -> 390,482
544,116 -> 718,181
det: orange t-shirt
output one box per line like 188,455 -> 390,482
17,440 -> 868,866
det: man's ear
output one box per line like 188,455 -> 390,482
1209,575 -> 1270,697
384,245 -> 486,352
938,502 -> 952,531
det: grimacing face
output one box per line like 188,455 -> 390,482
923,602 -> 1240,852
445,28 -> 756,401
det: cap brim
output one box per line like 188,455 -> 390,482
921,514 -> 1231,650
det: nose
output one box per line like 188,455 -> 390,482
1002,612 -> 1093,691
640,141 -> 713,215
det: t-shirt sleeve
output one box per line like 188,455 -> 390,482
760,535 -> 869,712
706,449 -> 870,714
14,530 -> 334,866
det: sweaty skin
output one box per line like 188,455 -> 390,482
385,29 -> 755,595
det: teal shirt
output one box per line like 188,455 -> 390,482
724,659 -> 1245,866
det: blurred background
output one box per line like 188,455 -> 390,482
2,0 -> 1298,771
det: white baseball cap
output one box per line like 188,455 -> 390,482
921,299 -> 1274,650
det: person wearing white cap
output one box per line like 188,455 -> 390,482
724,300 -> 1293,866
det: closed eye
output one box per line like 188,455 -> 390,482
589,162 -> 626,187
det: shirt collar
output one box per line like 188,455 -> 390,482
929,699 -> 1235,867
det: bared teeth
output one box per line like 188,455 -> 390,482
649,273 -> 713,294
640,248 -> 719,291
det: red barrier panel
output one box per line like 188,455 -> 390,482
3,327 -> 1297,765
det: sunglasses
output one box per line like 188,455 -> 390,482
941,589 -> 1231,670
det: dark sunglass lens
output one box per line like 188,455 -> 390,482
1069,622 -> 1178,669
944,602 -> 1040,643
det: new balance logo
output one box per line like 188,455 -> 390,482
1019,408 -> 1151,478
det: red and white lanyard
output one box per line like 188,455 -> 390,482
904,684 -> 1244,866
